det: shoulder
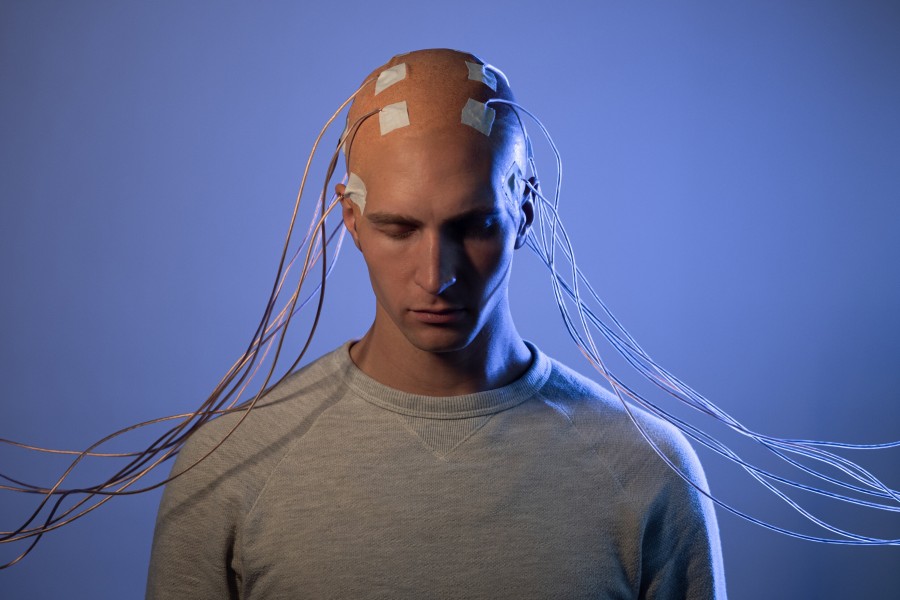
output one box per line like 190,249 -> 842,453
535,352 -> 708,491
168,344 -> 354,493
148,346 -> 357,597
531,353 -> 726,597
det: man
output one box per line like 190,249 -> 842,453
147,48 -> 725,599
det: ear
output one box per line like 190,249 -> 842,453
514,176 -> 537,249
336,183 -> 362,249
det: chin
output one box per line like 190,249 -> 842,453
404,326 -> 479,355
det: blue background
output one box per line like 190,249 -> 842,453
2,1 -> 898,597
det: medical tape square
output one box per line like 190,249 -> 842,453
461,98 -> 495,136
503,162 -> 525,208
379,101 -> 410,135
375,63 -> 407,94
466,61 -> 497,91
344,172 -> 368,212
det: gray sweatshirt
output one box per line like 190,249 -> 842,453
147,342 -> 725,599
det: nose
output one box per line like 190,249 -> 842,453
414,231 -> 458,295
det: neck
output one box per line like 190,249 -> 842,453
349,311 -> 532,396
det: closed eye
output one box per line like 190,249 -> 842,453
366,213 -> 421,240
452,213 -> 502,239
379,224 -> 417,239
365,209 -> 504,241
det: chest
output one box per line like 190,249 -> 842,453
235,428 -> 642,599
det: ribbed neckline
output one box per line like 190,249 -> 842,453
333,341 -> 551,420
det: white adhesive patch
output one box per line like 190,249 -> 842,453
503,162 -> 525,208
466,61 -> 498,91
343,172 -> 368,212
375,63 -> 407,94
461,98 -> 495,136
379,101 -> 410,135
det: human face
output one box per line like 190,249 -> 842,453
340,130 -> 531,356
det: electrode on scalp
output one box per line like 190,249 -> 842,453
466,61 -> 498,91
375,63 -> 407,94
461,98 -> 495,136
379,101 -> 410,135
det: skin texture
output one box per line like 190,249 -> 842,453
336,49 -> 534,395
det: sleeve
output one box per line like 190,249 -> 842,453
145,424 -> 247,600
638,429 -> 727,600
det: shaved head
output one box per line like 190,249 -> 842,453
341,49 -> 527,214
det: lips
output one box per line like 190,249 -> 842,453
409,307 -> 467,324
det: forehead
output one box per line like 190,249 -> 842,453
362,131 -> 507,217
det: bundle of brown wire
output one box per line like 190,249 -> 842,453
0,82 -> 379,569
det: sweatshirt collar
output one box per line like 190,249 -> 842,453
337,341 -> 551,419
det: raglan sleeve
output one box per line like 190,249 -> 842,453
145,422 -> 247,600
639,428 -> 727,600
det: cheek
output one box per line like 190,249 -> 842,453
359,240 -> 411,301
466,236 -> 515,283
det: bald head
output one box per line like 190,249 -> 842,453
341,49 -> 527,214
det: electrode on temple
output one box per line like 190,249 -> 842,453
503,162 -> 525,209
343,172 -> 368,212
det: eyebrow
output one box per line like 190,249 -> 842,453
365,212 -> 423,227
365,207 -> 501,227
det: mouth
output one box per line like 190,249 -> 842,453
409,307 -> 467,325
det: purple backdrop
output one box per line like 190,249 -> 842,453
2,1 -> 898,597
